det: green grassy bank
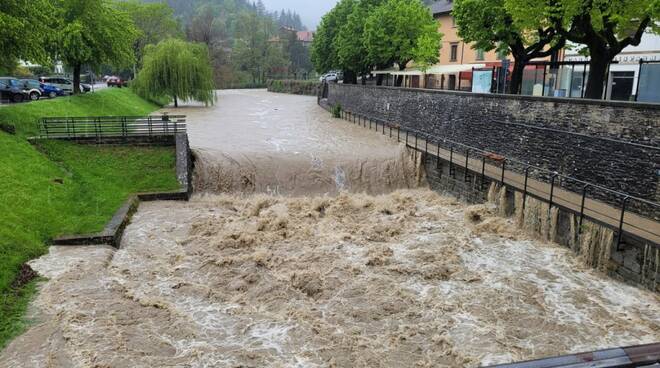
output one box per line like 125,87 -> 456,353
0,88 -> 180,348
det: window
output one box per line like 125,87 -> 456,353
451,16 -> 456,28
476,48 -> 485,61
450,43 -> 458,62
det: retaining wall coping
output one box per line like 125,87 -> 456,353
337,83 -> 660,110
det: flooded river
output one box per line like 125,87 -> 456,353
1,90 -> 658,368
167,90 -> 421,195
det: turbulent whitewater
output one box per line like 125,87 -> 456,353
2,90 -> 658,368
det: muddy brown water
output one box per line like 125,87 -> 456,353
2,90 -> 658,368
165,90 -> 421,195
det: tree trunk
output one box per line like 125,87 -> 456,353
361,74 -> 366,85
509,57 -> 527,95
174,95 -> 178,108
376,74 -> 383,86
73,63 -> 81,94
344,70 -> 357,84
584,47 -> 610,99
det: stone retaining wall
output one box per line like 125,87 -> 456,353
267,79 -> 320,96
326,84 -> 660,215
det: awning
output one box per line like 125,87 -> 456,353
372,63 -> 487,76
390,69 -> 424,76
425,63 -> 486,75
372,68 -> 399,75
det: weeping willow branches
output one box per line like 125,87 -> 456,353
133,38 -> 216,107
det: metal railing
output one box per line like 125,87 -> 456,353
336,108 -> 660,250
39,115 -> 187,139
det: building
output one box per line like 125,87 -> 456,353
377,0 -> 512,92
425,0 -> 505,90
296,31 -> 314,47
563,33 -> 660,101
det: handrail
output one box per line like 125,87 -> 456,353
337,108 -> 660,249
39,115 -> 187,139
340,109 -> 659,209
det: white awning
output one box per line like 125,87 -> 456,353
390,69 -> 424,76
372,68 -> 399,75
372,63 -> 487,76
425,63 -> 487,75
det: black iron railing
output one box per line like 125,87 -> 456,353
336,108 -> 660,250
39,115 -> 187,139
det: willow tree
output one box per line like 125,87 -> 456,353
134,39 -> 215,107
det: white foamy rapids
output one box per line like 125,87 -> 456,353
3,191 -> 658,367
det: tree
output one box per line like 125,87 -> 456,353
311,0 -> 356,79
0,0 -> 54,72
114,0 -> 182,73
232,10 -> 288,84
364,0 -> 441,86
336,0 -> 386,84
453,0 -> 565,94
412,28 -> 442,73
133,38 -> 215,107
509,0 -> 658,99
54,0 -> 137,93
284,30 -> 312,77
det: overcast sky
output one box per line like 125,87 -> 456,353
260,0 -> 339,29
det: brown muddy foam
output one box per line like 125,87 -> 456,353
3,190 -> 658,367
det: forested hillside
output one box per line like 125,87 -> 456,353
144,0 -> 313,87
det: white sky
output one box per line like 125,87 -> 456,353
259,0 -> 339,29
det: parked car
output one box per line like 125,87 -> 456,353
106,76 -> 127,88
40,83 -> 65,98
320,73 -> 339,83
20,79 -> 45,101
0,78 -> 28,103
38,76 -> 91,94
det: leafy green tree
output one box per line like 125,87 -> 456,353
114,0 -> 182,72
336,0 -> 386,84
412,29 -> 442,73
0,0 -> 54,72
133,38 -> 215,107
54,0 -> 138,93
508,0 -> 658,99
232,10 -> 289,84
453,0 -> 565,94
311,0 -> 356,79
364,0 -> 441,86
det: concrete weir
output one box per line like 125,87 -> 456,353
2,90 -> 658,368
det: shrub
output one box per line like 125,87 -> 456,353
332,104 -> 342,118
266,79 -> 320,96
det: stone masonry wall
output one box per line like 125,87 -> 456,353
327,84 -> 660,217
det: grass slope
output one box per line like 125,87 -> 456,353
2,87 -> 160,137
0,88 -> 180,348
